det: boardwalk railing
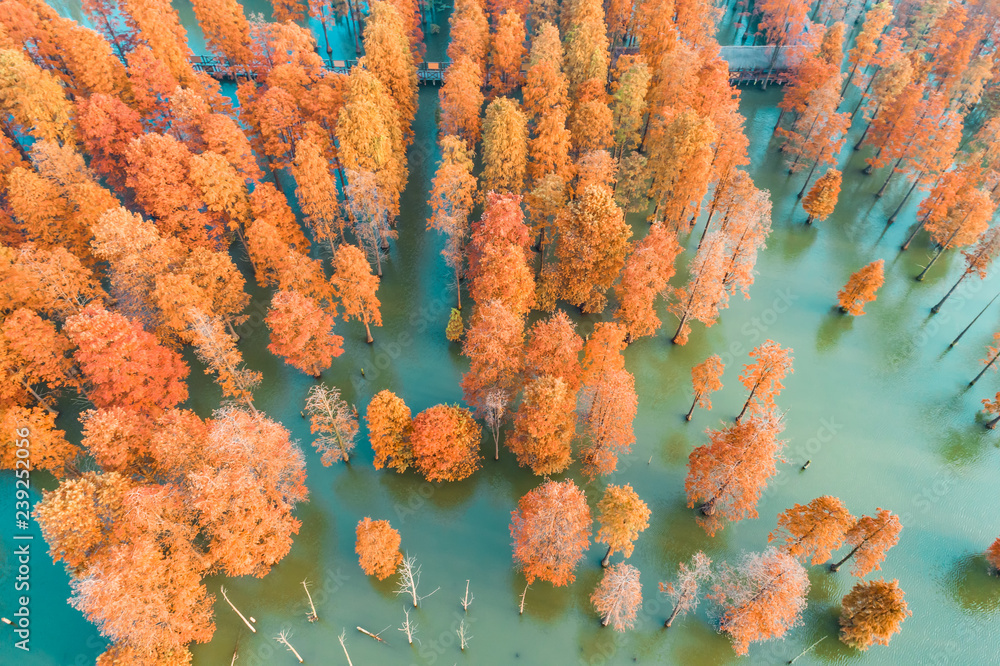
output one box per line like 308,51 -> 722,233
189,45 -> 791,86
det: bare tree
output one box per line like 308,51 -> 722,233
457,619 -> 472,650
274,630 -> 304,663
220,586 -> 256,633
338,630 -> 353,666
461,579 -> 474,611
519,583 -> 529,615
659,551 -> 712,628
303,384 -> 359,464
398,608 -> 418,645
483,388 -> 508,460
395,554 -> 439,607
302,580 -> 318,622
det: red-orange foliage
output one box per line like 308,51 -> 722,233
367,390 -> 414,472
448,0 -> 490,66
461,299 -> 525,412
830,508 -> 902,576
646,108 -> 717,230
467,193 -> 535,316
271,0 -> 307,22
523,310 -> 583,391
737,340 -> 793,421
195,407 -> 308,577
0,406 -> 78,476
333,244 -> 382,343
838,260 -> 885,316
0,308 -> 74,410
770,496 -> 856,565
660,551 -> 712,628
440,56 -> 485,146
839,579 -> 911,650
192,0 -> 252,63
410,404 -> 482,482
591,562 -> 643,631
983,393 -> 1000,430
580,365 -> 637,480
510,479 -> 592,586
490,9 -> 526,96
508,375 -> 577,475
614,223 -> 682,341
686,354 -> 724,421
685,408 -> 786,536
266,289 -> 344,376
188,310 -> 262,408
802,168 -> 841,224
64,303 -> 189,413
987,537 -> 1000,572
356,517 -> 404,579
710,548 -> 810,656
669,232 -> 729,345
76,94 -> 143,192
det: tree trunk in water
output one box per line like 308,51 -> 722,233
969,349 -> 1000,386
363,317 -> 374,344
916,245 -> 946,281
950,291 -> 1000,348
671,313 -> 689,344
931,270 -> 971,314
797,161 -> 820,199
830,543 -> 862,572
772,108 -> 786,137
887,176 -> 922,225
700,497 -> 717,515
841,62 -> 859,96
664,601 -> 683,628
851,75 -> 877,120
853,113 -> 875,150
601,545 -> 612,568
988,414 -> 1000,429
685,394 -> 698,421
805,214 -> 815,225
875,158 -> 903,198
900,219 -> 926,251
917,225 -> 962,280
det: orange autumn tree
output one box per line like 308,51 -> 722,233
507,375 -> 577,475
830,508 -> 902,576
490,9 -> 526,96
686,408 -> 786,536
839,579 -> 911,650
0,406 -> 78,476
367,390 -> 414,472
467,193 -> 535,317
523,309 -> 584,391
360,1 -> 418,144
646,108 -> 717,231
410,404 -> 482,482
76,94 -> 143,192
461,299 -> 525,413
266,290 -> 344,377
355,517 -> 404,580
591,563 -> 643,631
548,184 -> 632,313
333,244 -> 382,344
64,303 -> 189,413
510,479 -> 592,586
304,384 -> 358,465
802,168 -> 842,225
195,407 -> 309,577
440,57 -> 485,146
596,483 -> 650,567
614,223 -> 682,342
291,137 -> 344,256
427,135 -> 476,307
481,96 -> 528,195
669,232 -> 729,345
838,260 -> 885,316
917,187 -> 994,281
986,537 -> 1000,571
709,548 -> 810,656
191,0 -> 252,64
737,340 -> 794,421
0,308 -> 75,412
188,310 -> 262,409
686,354 -> 724,421
769,496 -> 856,565
932,227 -> 1000,314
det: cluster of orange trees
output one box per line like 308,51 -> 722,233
0,0 -> 999,660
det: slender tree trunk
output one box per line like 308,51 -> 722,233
601,545 -> 612,568
321,18 -> 333,55
987,414 -> 1000,429
797,161 -> 820,199
664,598 -> 684,627
901,219 -> 927,251
950,290 -> 1000,348
736,383 -> 759,422
830,542 -> 862,571
917,225 -> 963,281
842,61 -> 860,96
932,269 -> 972,314
853,105 -> 878,150
671,312 -> 690,344
772,108 -> 787,137
875,158 -> 904,198
363,315 -> 374,344
969,348 -> 1000,386
887,174 -> 922,224
685,393 -> 700,421
23,379 -> 57,415
851,75 -> 877,120
805,214 -> 815,225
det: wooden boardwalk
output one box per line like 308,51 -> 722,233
189,45 -> 791,86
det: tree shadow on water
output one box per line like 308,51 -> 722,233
944,554 -> 1000,614
816,308 -> 853,353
